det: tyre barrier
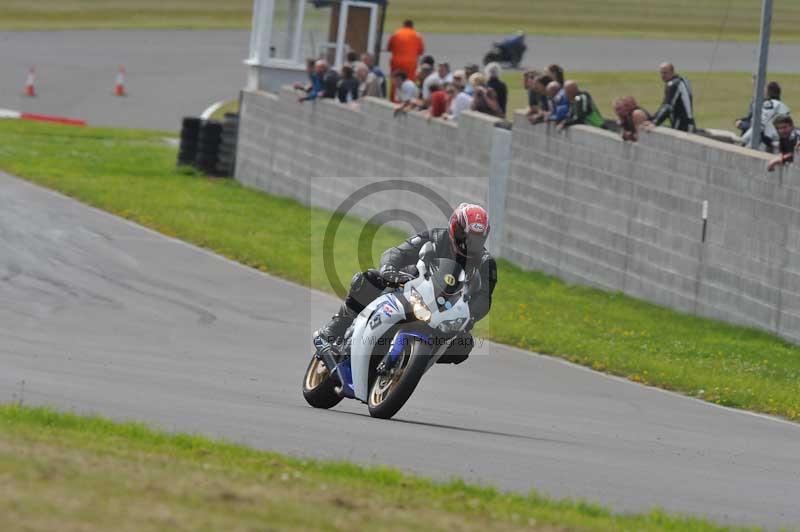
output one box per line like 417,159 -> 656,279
177,115 -> 238,177
215,112 -> 239,177
177,116 -> 202,167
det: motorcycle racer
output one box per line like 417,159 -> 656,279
314,203 -> 497,365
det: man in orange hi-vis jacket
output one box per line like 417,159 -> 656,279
387,19 -> 425,101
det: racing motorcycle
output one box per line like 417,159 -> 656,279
302,242 -> 479,419
483,32 -> 527,68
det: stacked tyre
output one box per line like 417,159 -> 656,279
195,120 -> 223,175
215,113 -> 239,177
177,117 -> 202,166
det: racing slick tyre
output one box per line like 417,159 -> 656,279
302,355 -> 344,409
367,341 -> 432,420
483,51 -> 502,66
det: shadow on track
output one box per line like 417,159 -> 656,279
327,408 -> 577,445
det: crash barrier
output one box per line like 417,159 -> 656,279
177,114 -> 239,177
235,87 -> 800,344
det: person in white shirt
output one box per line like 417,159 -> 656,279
742,81 -> 792,152
393,70 -> 420,116
422,62 -> 453,100
447,71 -> 472,121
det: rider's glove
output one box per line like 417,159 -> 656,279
380,266 -> 414,287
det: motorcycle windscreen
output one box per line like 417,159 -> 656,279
427,258 -> 466,299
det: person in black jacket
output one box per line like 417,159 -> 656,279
314,203 -> 497,365
336,64 -> 359,103
653,63 -> 695,132
485,62 -> 508,115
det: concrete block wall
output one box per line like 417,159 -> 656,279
235,88 -> 500,235
504,112 -> 800,342
236,87 -> 800,343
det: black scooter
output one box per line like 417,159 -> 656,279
483,33 -> 526,68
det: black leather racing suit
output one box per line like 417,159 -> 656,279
654,75 -> 695,132
321,228 -> 498,364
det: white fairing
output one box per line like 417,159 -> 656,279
349,292 -> 407,401
349,261 -> 473,402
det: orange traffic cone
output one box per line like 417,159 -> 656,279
114,66 -> 126,97
24,67 -> 36,97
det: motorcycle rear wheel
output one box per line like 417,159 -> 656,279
483,51 -> 502,66
302,355 -> 344,409
367,341 -> 431,419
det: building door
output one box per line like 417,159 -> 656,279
328,1 -> 379,68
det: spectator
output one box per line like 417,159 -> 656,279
416,63 -> 434,100
355,62 -> 382,98
420,54 -> 435,68
742,81 -> 791,152
653,62 -> 695,132
297,59 -> 338,102
528,74 -> 553,123
346,51 -> 359,64
426,82 -> 449,119
449,73 -> 473,121
767,115 -> 800,171
422,62 -> 452,100
392,70 -> 420,115
546,81 -> 570,123
337,64 -> 359,103
558,80 -> 604,129
360,53 -> 386,97
464,64 -> 480,95
614,96 -> 653,141
523,70 -> 541,120
545,64 -> 565,86
387,19 -> 425,100
293,58 -> 319,98
485,62 -> 508,115
470,73 -> 504,118
444,84 -> 459,117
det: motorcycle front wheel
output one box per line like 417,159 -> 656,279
302,354 -> 343,409
367,339 -> 432,419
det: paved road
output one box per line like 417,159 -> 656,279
2,30 -> 800,130
1,172 -> 799,529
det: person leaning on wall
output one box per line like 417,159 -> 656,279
767,115 -> 800,171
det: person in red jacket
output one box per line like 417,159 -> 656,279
387,19 -> 425,101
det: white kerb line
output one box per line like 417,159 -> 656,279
200,101 -> 226,121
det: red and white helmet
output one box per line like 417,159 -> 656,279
448,203 -> 490,258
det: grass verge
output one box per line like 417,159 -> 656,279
0,119 -> 799,423
0,404 -> 749,531
1,0 -> 800,43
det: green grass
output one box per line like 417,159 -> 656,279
1,119 -> 800,424
0,404 -> 751,531
503,71 -> 800,132
209,99 -> 240,122
2,0 -> 800,42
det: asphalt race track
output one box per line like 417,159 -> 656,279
1,172 -> 799,529
2,30 -> 800,130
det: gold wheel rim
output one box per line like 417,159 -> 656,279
369,351 -> 409,408
305,357 -> 329,391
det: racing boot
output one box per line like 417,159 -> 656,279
313,304 -> 358,397
314,304 -> 357,350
